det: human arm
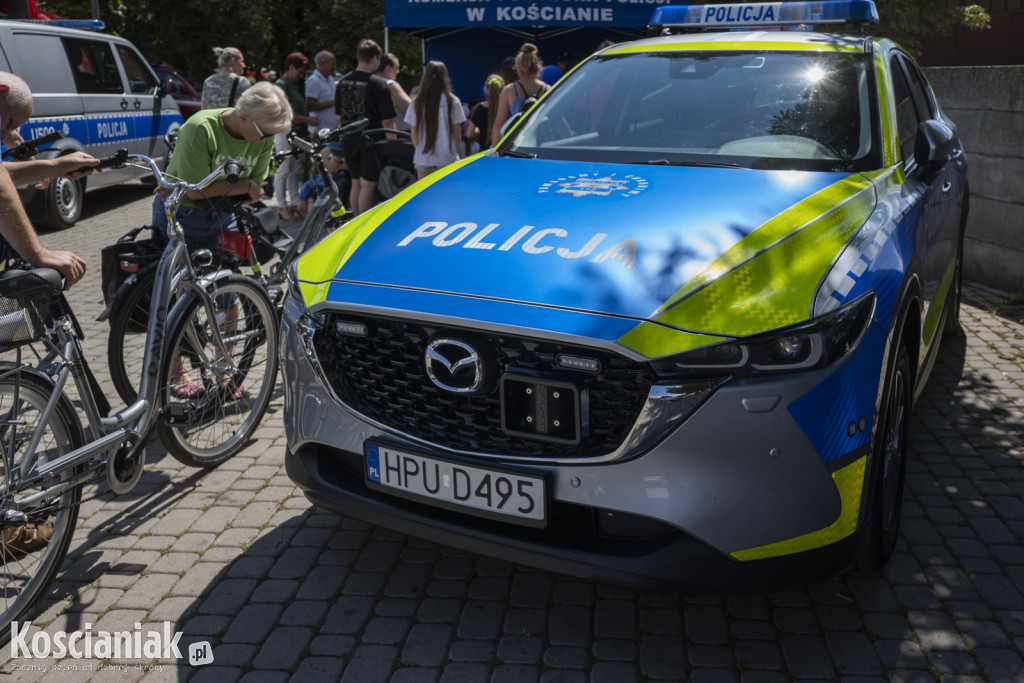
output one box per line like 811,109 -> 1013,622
5,152 -> 100,184
389,81 -> 411,119
0,164 -> 85,289
491,85 -> 514,146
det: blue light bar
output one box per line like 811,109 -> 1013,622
14,19 -> 106,31
650,1 -> 879,28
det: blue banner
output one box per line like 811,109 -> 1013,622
384,0 -> 675,29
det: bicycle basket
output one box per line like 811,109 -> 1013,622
100,226 -> 166,307
0,286 -> 53,347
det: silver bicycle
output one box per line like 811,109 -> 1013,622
0,154 -> 279,635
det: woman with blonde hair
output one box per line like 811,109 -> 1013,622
404,61 -> 466,179
490,43 -> 548,144
202,47 -> 250,109
467,74 -> 504,151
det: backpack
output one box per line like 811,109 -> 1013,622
515,80 -> 547,115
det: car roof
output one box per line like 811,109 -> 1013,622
0,18 -> 134,45
601,30 -> 873,56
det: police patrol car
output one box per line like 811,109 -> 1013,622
281,0 -> 968,591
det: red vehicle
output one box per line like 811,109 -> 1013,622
152,64 -> 202,118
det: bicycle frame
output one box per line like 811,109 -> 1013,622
2,156 -> 241,504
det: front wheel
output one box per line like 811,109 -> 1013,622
0,371 -> 85,638
857,341 -> 911,572
157,275 -> 279,467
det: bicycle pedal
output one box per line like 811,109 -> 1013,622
163,401 -> 197,427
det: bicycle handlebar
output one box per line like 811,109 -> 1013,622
276,118 -> 369,162
1,130 -> 66,161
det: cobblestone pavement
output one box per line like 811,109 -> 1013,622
1,184 -> 1023,682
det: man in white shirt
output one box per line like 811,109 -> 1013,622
305,51 -> 337,136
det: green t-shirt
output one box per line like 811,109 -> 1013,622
276,77 -> 306,117
165,108 -> 273,210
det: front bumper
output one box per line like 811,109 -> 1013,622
280,297 -> 879,592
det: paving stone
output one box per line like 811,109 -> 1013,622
401,624 -> 452,667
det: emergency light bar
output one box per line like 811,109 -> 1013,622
650,1 -> 879,30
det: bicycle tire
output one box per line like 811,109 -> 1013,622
0,371 -> 85,639
107,269 -> 156,405
157,275 -> 278,467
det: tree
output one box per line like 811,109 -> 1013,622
871,1 -> 990,56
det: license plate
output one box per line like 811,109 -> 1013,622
364,442 -> 546,527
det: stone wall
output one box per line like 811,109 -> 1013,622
924,66 -> 1024,295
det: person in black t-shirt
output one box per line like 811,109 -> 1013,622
335,39 -> 396,215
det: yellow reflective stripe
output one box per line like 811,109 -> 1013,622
657,174 -> 870,316
607,42 -> 861,54
874,44 -> 898,168
655,179 -> 874,337
295,156 -> 480,307
922,257 -> 956,347
731,455 -> 866,561
617,321 -> 728,359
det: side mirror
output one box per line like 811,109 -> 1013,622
159,78 -> 177,96
913,119 -> 954,170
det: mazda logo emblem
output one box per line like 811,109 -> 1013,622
425,338 -> 484,393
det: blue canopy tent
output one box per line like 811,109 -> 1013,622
383,0 -> 662,103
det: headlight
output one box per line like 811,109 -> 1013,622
652,292 -> 875,379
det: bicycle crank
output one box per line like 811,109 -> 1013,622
106,438 -> 144,494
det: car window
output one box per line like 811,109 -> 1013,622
889,56 -> 918,165
900,54 -> 934,121
62,38 -> 123,94
4,32 -> 78,95
506,51 -> 880,172
116,45 -> 158,95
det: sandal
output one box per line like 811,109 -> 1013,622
277,207 -> 294,221
172,380 -> 205,399
2,516 -> 54,555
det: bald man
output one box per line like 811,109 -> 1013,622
0,71 -> 98,289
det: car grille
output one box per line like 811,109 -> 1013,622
312,313 -> 655,459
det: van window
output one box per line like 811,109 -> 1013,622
116,44 -> 158,95
63,38 -> 122,94
4,32 -> 78,94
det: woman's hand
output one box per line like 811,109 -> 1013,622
244,178 -> 264,203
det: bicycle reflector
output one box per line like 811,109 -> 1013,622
649,1 -> 879,30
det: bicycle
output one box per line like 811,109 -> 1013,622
0,154 -> 278,636
103,119 -> 366,406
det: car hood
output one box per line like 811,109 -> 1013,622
297,156 -> 876,351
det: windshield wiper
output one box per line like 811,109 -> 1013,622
642,158 -> 741,169
500,149 -> 537,159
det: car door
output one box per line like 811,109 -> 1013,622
888,51 -> 954,354
113,42 -> 166,161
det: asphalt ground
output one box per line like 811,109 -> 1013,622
1,181 -> 1022,682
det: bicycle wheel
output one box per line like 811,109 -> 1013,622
0,371 -> 84,637
107,269 -> 156,405
157,275 -> 278,467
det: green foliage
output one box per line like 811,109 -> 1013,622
37,0 -> 422,91
873,1 -> 991,56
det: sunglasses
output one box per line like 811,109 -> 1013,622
250,119 -> 274,140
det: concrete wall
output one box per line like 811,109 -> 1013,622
924,66 -> 1024,295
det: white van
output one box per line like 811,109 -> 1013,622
0,20 -> 182,228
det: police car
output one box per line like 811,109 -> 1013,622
281,0 -> 968,591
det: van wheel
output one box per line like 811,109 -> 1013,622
856,340 -> 911,572
42,175 -> 83,229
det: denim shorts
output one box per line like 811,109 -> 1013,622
151,197 -> 235,250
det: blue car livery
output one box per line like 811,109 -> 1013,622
280,1 -> 968,591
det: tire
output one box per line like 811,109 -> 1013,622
42,175 -> 84,229
857,341 -> 911,572
107,269 -> 157,405
0,371 -> 85,638
157,275 -> 278,467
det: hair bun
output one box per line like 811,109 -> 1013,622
520,43 -> 538,54
213,47 -> 224,55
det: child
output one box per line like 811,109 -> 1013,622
296,144 -> 351,217
403,61 -> 465,179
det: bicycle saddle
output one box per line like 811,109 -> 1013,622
0,268 -> 64,301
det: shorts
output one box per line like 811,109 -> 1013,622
342,133 -> 381,182
414,164 -> 442,173
151,197 -> 235,251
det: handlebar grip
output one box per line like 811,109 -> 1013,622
289,135 -> 317,155
76,148 -> 128,174
2,130 -> 67,160
223,160 -> 242,184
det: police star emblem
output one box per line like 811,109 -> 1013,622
539,172 -> 649,198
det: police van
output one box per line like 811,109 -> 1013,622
0,20 -> 182,228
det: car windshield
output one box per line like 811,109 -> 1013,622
502,50 -> 880,172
